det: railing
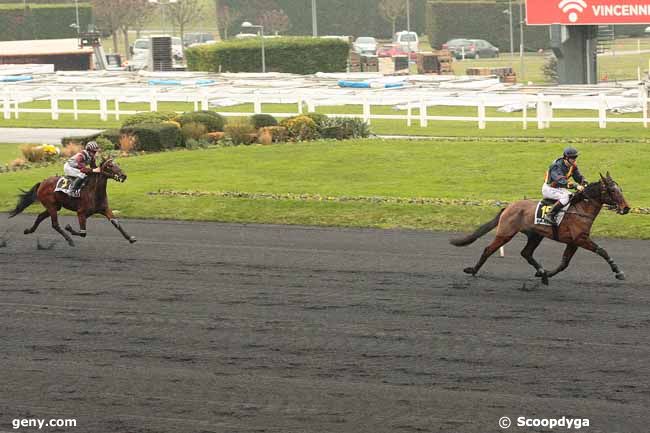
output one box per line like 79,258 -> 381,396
1,85 -> 649,130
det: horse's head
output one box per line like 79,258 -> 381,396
596,172 -> 630,215
100,158 -> 127,183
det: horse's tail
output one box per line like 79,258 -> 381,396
9,183 -> 40,218
450,208 -> 505,247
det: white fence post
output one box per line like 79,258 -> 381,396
2,90 -> 10,120
99,92 -> 108,121
642,84 -> 649,128
537,93 -> 545,129
598,93 -> 607,128
363,96 -> 371,124
297,93 -> 303,114
114,97 -> 120,121
478,97 -> 486,129
254,92 -> 262,114
407,102 -> 412,127
72,88 -> 79,121
50,88 -> 59,120
307,100 -> 316,113
419,97 -> 427,127
201,89 -> 209,110
522,96 -> 528,130
149,88 -> 158,112
13,94 -> 19,119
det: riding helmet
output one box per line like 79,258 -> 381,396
563,147 -> 579,159
85,141 -> 100,153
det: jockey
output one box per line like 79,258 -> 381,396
64,141 -> 101,195
542,147 -> 588,225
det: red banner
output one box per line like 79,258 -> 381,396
526,0 -> 650,25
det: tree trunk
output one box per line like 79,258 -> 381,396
112,30 -> 119,54
122,27 -> 130,60
213,0 -> 222,41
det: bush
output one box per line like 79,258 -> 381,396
176,110 -> 225,132
61,143 -> 82,158
305,112 -> 328,128
95,136 -> 116,152
542,55 -> 559,84
280,115 -> 318,141
98,128 -> 121,147
180,122 -> 208,142
319,118 -> 371,140
224,119 -> 256,145
250,114 -> 278,129
259,126 -> 289,143
118,134 -> 137,153
121,111 -> 178,128
20,144 -> 46,163
120,122 -> 183,151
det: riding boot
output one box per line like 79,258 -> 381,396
544,201 -> 564,226
70,177 -> 85,195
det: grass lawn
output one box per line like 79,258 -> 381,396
0,143 -> 21,166
2,139 -> 648,238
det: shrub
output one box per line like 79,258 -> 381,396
9,158 -> 27,170
257,128 -> 273,145
259,126 -> 288,143
20,144 -> 46,163
98,129 -> 121,147
319,118 -> 371,140
224,119 -> 256,145
95,136 -> 116,152
305,112 -> 328,128
61,142 -> 82,158
120,122 -> 183,151
121,111 -> 178,128
118,134 -> 137,153
542,55 -> 559,84
206,131 -> 225,143
180,122 -> 208,142
280,115 -> 318,141
250,113 -> 278,129
176,110 -> 225,132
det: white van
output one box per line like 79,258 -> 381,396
393,31 -> 419,52
128,36 -> 184,70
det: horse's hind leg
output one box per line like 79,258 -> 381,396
464,234 -> 515,276
520,231 -> 548,285
575,237 -> 625,280
24,210 -> 49,235
65,212 -> 88,237
546,244 -> 578,279
47,207 -> 75,247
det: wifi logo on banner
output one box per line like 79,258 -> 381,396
558,0 -> 588,22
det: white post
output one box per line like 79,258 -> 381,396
641,83 -> 648,128
114,97 -> 120,121
193,97 -> 199,111
522,95 -> 528,130
364,96 -> 371,124
99,93 -> 108,121
307,100 -> 316,113
72,88 -> 79,121
478,97 -> 486,129
537,93 -> 544,129
546,99 -> 553,129
13,94 -> 19,119
2,91 -> 10,120
253,92 -> 262,114
149,88 -> 158,112
297,93 -> 303,114
419,97 -> 427,127
598,93 -> 607,128
407,102 -> 412,127
50,88 -> 59,120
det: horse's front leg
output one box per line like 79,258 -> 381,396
575,238 -> 625,280
546,244 -> 578,278
103,209 -> 136,244
520,232 -> 548,284
48,208 -> 75,247
65,212 -> 88,237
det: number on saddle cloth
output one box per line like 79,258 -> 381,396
535,199 -> 569,226
54,176 -> 80,198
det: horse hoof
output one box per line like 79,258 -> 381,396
535,270 -> 543,277
24,229 -> 31,235
615,272 -> 626,281
129,236 -> 137,244
541,275 -> 549,286
463,267 -> 476,275
67,240 -> 75,247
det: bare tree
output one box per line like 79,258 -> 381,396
168,0 -> 205,40
92,0 -> 152,58
212,0 -> 222,41
257,9 -> 289,35
378,0 -> 406,36
217,3 -> 240,39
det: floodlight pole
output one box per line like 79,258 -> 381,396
311,0 -> 317,36
519,0 -> 525,81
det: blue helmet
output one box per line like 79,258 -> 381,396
563,147 -> 579,159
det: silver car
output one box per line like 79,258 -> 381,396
353,37 -> 378,55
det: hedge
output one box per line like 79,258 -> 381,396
120,123 -> 182,152
186,37 -> 349,74
0,3 -> 92,41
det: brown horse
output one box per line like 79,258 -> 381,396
9,158 -> 136,247
450,173 -> 630,285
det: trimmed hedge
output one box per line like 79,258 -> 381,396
120,123 -> 182,152
121,111 -> 178,128
186,37 -> 349,74
0,3 -> 92,41
176,110 -> 226,132
250,114 -> 278,129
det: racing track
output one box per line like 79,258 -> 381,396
1,214 -> 649,433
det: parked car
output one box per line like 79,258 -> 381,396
127,36 -> 185,70
353,36 -> 378,55
377,44 -> 417,60
183,32 -> 216,47
393,31 -> 419,52
443,38 -> 499,59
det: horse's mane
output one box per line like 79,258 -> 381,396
570,181 -> 601,205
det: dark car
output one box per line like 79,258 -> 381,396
442,38 -> 499,60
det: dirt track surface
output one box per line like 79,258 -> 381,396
1,214 -> 649,433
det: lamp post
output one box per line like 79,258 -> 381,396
519,0 -> 525,81
241,21 -> 266,73
148,0 -> 178,34
311,0 -> 317,37
503,2 -> 514,57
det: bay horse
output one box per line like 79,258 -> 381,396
8,158 -> 136,247
450,173 -> 630,285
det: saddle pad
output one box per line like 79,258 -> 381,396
535,201 -> 569,226
54,177 -> 79,198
